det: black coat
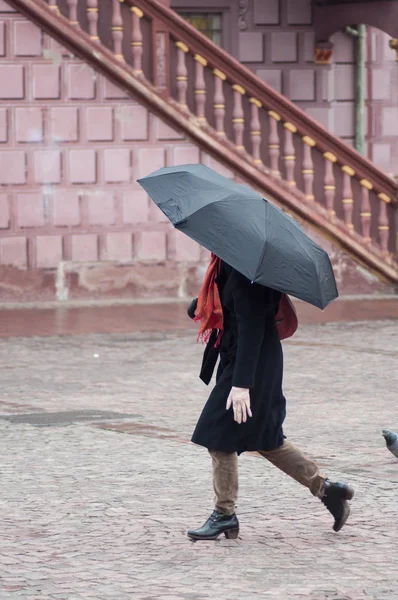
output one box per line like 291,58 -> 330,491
191,262 -> 286,454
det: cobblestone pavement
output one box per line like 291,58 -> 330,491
0,320 -> 397,600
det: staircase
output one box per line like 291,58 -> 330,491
8,0 -> 398,285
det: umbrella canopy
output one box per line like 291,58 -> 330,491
138,164 -> 338,309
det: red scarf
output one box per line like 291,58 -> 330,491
194,254 -> 223,344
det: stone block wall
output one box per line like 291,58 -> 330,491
237,0 -> 397,174
368,29 -> 398,177
0,4 -> 392,303
0,6 -> 232,302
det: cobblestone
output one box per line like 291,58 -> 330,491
0,320 -> 397,599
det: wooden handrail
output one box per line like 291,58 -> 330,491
128,0 -> 398,205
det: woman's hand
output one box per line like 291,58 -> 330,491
226,387 -> 252,424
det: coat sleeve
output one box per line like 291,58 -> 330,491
231,271 -> 275,389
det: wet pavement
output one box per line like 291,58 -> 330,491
0,318 -> 398,599
0,296 -> 397,338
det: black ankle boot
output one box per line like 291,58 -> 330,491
322,480 -> 355,532
187,510 -> 239,541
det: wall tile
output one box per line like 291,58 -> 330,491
382,107 -> 398,137
0,150 -> 26,184
174,230 -> 200,261
335,65 -> 355,101
331,31 -> 354,63
86,107 -> 113,141
50,107 -> 79,142
32,65 -> 60,99
334,103 -> 355,137
0,236 -> 27,268
0,21 -> 5,56
136,147 -> 165,179
372,69 -> 391,101
253,0 -> 279,25
119,106 -> 148,141
239,32 -> 264,63
103,78 -> 128,99
122,189 -> 149,224
289,69 -> 315,101
287,0 -> 312,25
69,149 -> 97,183
87,192 -> 115,226
0,107 -> 7,142
372,143 -> 391,172
15,107 -> 43,142
16,193 -> 45,227
256,69 -> 282,93
104,149 -> 131,183
68,64 -> 96,99
271,33 -> 297,63
105,232 -> 133,261
33,150 -> 61,184
0,65 -> 24,98
53,191 -> 80,226
156,120 -> 184,141
14,21 -> 42,56
0,194 -> 9,228
36,235 -> 63,268
172,145 -> 200,165
71,234 -> 98,261
303,32 -> 315,62
137,231 -> 166,261
305,107 -> 334,131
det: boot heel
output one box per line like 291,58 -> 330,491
345,485 -> 355,500
224,528 -> 239,540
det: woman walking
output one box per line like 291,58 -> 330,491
187,255 -> 354,541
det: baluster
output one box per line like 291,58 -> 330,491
232,84 -> 245,151
378,193 -> 391,253
87,0 -> 99,41
302,136 -> 315,201
176,42 -> 189,109
250,98 -> 262,165
341,165 -> 355,231
268,111 -> 281,177
112,0 -> 124,61
323,152 -> 337,217
213,69 -> 226,136
131,6 -> 143,73
67,0 -> 78,25
194,54 -> 207,123
48,0 -> 60,16
360,179 -> 373,243
283,122 -> 297,186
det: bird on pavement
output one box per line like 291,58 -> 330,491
382,430 -> 398,458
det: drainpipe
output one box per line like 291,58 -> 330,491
345,25 -> 366,155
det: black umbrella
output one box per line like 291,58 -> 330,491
137,164 -> 338,309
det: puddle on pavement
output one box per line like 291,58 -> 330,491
93,421 -> 188,443
0,409 -> 140,427
286,339 -> 398,357
0,409 -> 186,443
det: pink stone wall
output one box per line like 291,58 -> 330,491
368,28 -> 398,177
0,5 -> 392,303
229,0 -> 398,174
0,6 -> 230,302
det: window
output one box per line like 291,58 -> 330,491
178,12 -> 223,47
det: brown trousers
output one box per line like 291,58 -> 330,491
210,441 -> 326,515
